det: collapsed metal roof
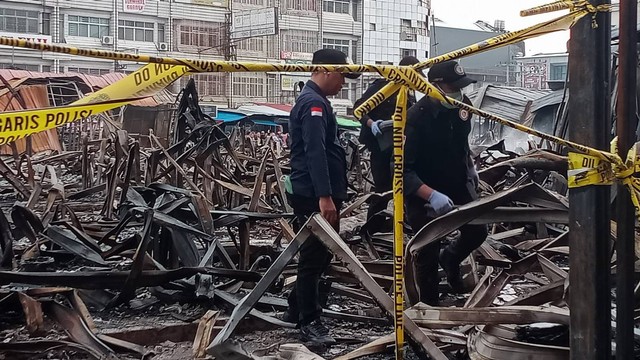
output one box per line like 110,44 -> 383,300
467,85 -> 553,123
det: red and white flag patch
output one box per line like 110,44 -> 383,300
311,107 -> 323,117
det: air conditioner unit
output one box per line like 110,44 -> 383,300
101,36 -> 114,45
158,42 -> 169,51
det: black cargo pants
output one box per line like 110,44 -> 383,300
406,187 -> 487,305
286,193 -> 342,325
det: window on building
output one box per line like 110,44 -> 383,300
331,82 -> 355,100
416,20 -> 427,36
236,37 -> 264,52
42,13 -> 50,35
401,48 -> 416,58
323,38 -> 350,57
236,0 -> 266,4
67,67 -> 111,75
400,18 -> 417,41
179,21 -> 226,52
118,20 -> 155,42
0,9 -> 40,34
369,23 -> 376,31
41,65 -> 51,72
233,75 -> 265,97
0,63 -> 41,71
267,74 -> 277,102
183,73 -> 228,97
68,16 -> 109,38
284,0 -> 316,11
550,63 -> 568,81
323,0 -> 350,14
158,23 -> 165,43
282,30 -> 318,53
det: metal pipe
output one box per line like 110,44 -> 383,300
615,0 -> 638,358
567,0 -> 612,359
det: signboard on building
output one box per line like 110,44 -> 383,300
522,62 -> 548,90
123,0 -> 145,13
281,74 -> 309,91
231,8 -> 278,39
280,51 -> 313,62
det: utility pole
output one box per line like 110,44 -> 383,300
568,1 -> 612,359
615,0 -> 638,358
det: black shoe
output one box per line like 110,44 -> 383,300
439,249 -> 465,293
300,319 -> 336,345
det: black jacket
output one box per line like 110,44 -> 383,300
289,81 -> 348,200
404,95 -> 473,199
355,78 -> 416,152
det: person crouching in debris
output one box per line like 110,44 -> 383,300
354,55 -> 420,220
283,49 -> 360,344
404,60 -> 487,305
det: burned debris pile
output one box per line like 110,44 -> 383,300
0,78 -> 631,360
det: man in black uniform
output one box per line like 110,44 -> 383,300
284,49 -> 359,344
354,56 -> 420,218
404,60 -> 487,305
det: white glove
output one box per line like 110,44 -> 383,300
371,120 -> 384,136
426,190 -> 455,217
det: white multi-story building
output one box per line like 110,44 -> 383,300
0,0 -> 430,110
359,0 -> 430,97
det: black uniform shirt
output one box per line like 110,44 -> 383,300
289,80 -> 348,200
404,95 -> 473,199
355,78 -> 416,151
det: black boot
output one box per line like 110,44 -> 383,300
439,248 -> 465,293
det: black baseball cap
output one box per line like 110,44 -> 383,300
399,55 -> 424,76
427,60 -> 477,89
312,49 -> 360,79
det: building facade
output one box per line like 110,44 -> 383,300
0,0 -> 430,111
516,52 -> 568,90
430,25 -> 525,91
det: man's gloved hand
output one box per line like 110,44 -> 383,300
371,120 -> 384,136
426,190 -> 455,217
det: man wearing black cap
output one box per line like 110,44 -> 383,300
354,56 -> 420,219
284,48 -> 359,345
404,60 -> 487,305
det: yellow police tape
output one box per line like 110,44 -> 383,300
392,87 -> 407,357
0,3 -> 617,358
520,0 -> 578,17
0,63 -> 189,144
568,139 -> 640,215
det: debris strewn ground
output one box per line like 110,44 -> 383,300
0,74 -> 634,360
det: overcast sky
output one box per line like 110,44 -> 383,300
430,0 -> 572,56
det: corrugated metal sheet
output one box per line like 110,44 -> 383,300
530,90 -> 567,113
0,84 -> 61,155
467,85 -> 552,123
0,70 -> 172,107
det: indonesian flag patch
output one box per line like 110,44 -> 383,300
311,106 -> 323,117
